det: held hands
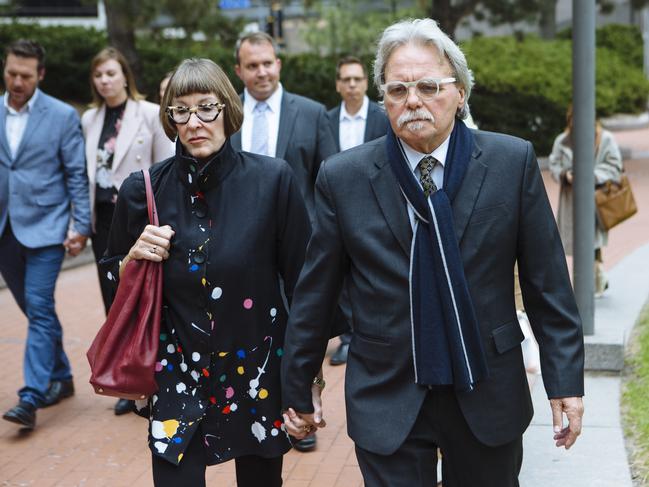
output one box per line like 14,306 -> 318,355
550,396 -> 584,449
283,382 -> 327,440
120,224 -> 174,277
63,230 -> 88,257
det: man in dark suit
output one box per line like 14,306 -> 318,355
231,31 -> 336,221
0,40 -> 90,429
326,55 -> 389,366
232,31 -> 337,452
281,19 -> 584,486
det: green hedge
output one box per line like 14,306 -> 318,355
1,23 -> 648,155
463,34 -> 649,154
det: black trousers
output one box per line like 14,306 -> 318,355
151,428 -> 284,487
355,389 -> 522,487
91,201 -> 116,315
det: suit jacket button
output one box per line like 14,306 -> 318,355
193,251 -> 206,264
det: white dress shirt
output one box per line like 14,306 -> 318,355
400,133 -> 451,229
4,89 -> 39,159
241,84 -> 283,157
339,95 -> 369,151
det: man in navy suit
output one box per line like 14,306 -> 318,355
326,56 -> 389,366
231,32 -> 339,452
0,40 -> 91,429
231,31 -> 337,221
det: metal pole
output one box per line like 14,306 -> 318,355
643,7 -> 649,79
572,0 -> 596,335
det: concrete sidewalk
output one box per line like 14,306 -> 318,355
520,242 -> 649,486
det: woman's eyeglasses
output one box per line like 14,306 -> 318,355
166,102 -> 225,124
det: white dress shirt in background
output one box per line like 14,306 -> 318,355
4,89 -> 38,159
338,95 -> 369,151
241,84 -> 283,157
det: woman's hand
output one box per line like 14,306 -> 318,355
119,224 -> 174,276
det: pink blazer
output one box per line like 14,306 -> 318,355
81,98 -> 174,229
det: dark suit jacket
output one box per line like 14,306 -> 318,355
281,129 -> 584,455
231,90 -> 337,219
326,100 -> 389,152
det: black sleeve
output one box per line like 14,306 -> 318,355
517,141 -> 584,398
98,171 -> 149,290
281,160 -> 350,412
276,163 -> 311,306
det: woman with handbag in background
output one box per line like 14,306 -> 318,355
549,104 -> 623,296
101,58 -> 312,486
82,47 -> 174,415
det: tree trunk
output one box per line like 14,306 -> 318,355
539,0 -> 557,39
104,0 -> 143,90
431,0 -> 457,38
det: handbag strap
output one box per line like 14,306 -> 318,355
142,169 -> 159,226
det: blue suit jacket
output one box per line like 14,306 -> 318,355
0,89 -> 91,248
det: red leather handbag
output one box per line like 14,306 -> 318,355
87,169 -> 163,399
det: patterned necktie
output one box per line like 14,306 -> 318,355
250,101 -> 269,156
418,155 -> 439,197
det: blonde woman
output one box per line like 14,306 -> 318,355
82,47 -> 174,414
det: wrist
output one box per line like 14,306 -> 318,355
312,376 -> 326,390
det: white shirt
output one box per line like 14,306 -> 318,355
241,84 -> 283,157
400,133 -> 451,229
4,89 -> 39,159
338,95 -> 369,151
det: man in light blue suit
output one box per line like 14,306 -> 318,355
0,40 -> 91,429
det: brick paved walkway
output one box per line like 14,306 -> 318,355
1,157 -> 648,486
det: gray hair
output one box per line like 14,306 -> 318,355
234,31 -> 279,64
373,18 -> 473,119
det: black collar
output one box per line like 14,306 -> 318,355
175,138 -> 239,194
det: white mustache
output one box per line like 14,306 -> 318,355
397,109 -> 434,128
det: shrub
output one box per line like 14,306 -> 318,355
462,34 -> 649,154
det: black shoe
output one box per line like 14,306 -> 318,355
3,402 -> 36,429
293,434 -> 317,452
42,379 -> 75,407
114,398 -> 135,416
330,343 -> 349,366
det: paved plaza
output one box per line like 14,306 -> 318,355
1,139 -> 648,486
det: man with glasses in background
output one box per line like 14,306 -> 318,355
1,40 -> 90,429
325,55 -> 388,366
281,19 -> 584,486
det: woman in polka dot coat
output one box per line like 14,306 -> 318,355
101,58 -> 310,487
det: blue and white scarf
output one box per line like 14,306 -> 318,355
386,120 -> 489,391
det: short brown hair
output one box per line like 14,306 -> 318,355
5,39 -> 46,71
336,55 -> 366,79
160,58 -> 243,141
234,32 -> 279,64
89,47 -> 142,106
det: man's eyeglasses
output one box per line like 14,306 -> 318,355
338,76 -> 366,85
380,77 -> 456,103
166,102 -> 225,124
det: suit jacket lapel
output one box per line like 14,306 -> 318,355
370,157 -> 411,256
330,105 -> 341,151
0,105 -> 10,164
452,141 -> 487,244
363,103 -> 377,142
85,104 -> 105,185
112,99 -> 140,172
276,92 -> 297,160
13,92 -> 48,162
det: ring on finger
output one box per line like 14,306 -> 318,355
150,246 -> 157,254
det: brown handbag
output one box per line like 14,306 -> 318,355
86,169 -> 163,399
595,173 -> 638,231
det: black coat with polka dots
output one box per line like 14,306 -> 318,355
102,139 -> 310,465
